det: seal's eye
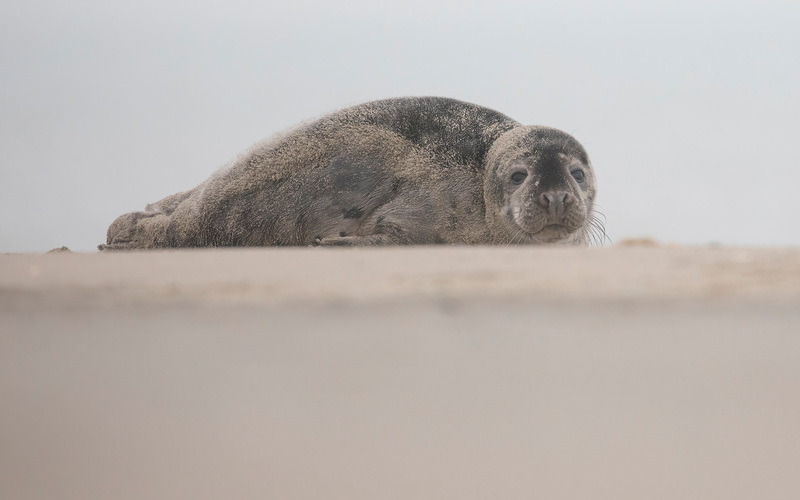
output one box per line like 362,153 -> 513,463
571,169 -> 586,182
510,171 -> 527,185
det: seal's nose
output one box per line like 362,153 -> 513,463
537,191 -> 570,220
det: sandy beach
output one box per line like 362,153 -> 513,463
2,246 -> 800,499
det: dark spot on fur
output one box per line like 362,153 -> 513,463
448,214 -> 458,230
376,215 -> 385,224
339,231 -> 347,237
364,98 -> 515,170
343,207 -> 364,219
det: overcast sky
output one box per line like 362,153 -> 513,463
1,0 -> 798,251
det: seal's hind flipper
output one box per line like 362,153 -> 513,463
100,210 -> 169,250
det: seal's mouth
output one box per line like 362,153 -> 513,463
523,223 -> 571,241
529,223 -> 567,235
505,205 -> 582,243
513,221 -> 576,244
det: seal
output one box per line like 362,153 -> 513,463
99,97 -> 602,249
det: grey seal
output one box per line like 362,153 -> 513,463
100,97 -> 602,249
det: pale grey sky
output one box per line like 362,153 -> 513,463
1,0 -> 798,251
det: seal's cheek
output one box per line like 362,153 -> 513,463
508,187 -> 547,226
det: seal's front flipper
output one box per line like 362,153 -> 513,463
313,234 -> 406,246
97,242 -> 135,251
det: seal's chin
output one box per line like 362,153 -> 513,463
518,223 -> 575,243
504,206 -> 584,244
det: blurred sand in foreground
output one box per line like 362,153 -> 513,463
2,247 -> 800,499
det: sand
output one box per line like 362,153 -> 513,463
2,246 -> 800,499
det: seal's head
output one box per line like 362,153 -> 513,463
484,126 -> 598,245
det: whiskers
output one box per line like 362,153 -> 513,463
508,228 -> 527,246
584,208 -> 610,247
494,226 -> 529,246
